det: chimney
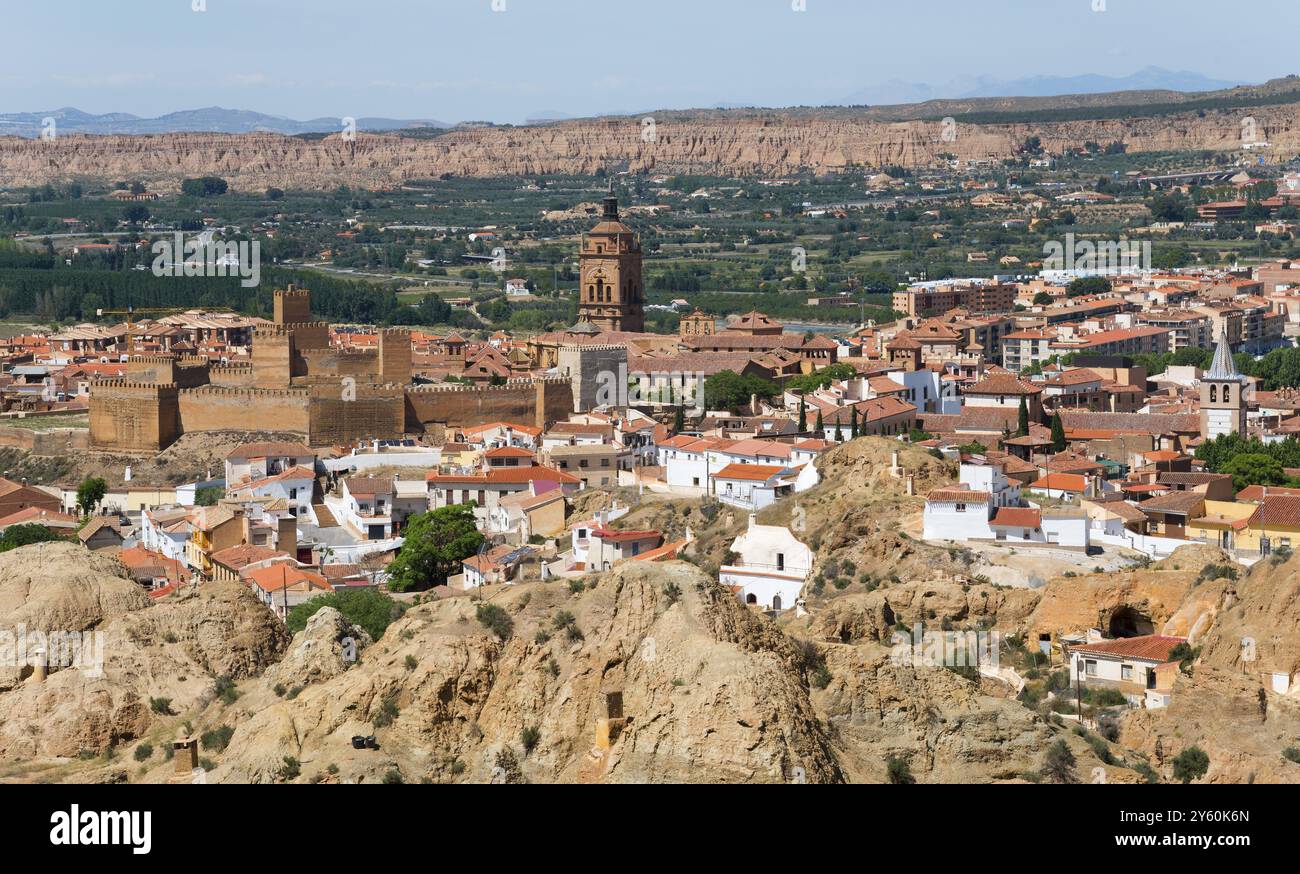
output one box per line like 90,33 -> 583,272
173,735 -> 199,777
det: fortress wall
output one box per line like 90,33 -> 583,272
287,322 -> 331,351
557,343 -> 628,413
178,385 -> 311,436
252,327 -> 296,387
89,382 -> 180,451
405,377 -> 572,432
300,348 -> 379,380
308,384 -> 406,446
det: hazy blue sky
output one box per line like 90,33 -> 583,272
2,0 -> 1295,122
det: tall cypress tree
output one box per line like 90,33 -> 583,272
1017,396 -> 1029,437
850,407 -> 859,439
798,397 -> 807,432
1050,411 -> 1066,452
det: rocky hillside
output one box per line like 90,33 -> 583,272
6,97 -> 1300,189
0,543 -> 287,771
1121,550 -> 1300,784
2,499 -> 1294,784
162,559 -> 1124,784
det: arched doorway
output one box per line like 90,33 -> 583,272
746,593 -> 757,605
772,595 -> 783,611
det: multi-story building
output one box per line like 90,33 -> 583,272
1135,310 -> 1212,352
1002,327 -> 1059,372
891,280 -> 1017,317
1048,325 -> 1170,359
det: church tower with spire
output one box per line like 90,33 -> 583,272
575,185 -> 645,333
1200,330 -> 1247,440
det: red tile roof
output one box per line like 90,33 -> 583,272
991,507 -> 1042,528
1070,635 -> 1186,662
712,463 -> 791,482
1030,473 -> 1087,492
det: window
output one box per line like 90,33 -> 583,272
1085,659 -> 1097,676
1121,664 -> 1133,681
1210,384 -> 1217,403
956,503 -> 966,512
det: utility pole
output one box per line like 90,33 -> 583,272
1075,655 -> 1085,729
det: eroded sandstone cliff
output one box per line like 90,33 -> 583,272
5,101 -> 1300,189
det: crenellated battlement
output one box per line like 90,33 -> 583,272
93,380 -> 178,393
558,343 -> 627,353
184,385 -> 309,398
254,321 -> 329,337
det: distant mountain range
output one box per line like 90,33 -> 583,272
0,69 -> 1269,137
0,106 -> 449,137
839,67 -> 1245,107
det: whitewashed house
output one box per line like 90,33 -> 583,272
138,506 -> 192,563
657,434 -> 717,491
923,461 -> 1090,550
711,463 -> 798,511
227,466 -> 316,521
720,516 -> 812,612
1068,635 -> 1185,708
337,477 -> 394,540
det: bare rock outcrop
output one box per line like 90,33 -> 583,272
806,581 -> 1040,645
262,606 -> 371,690
0,545 -> 288,761
1024,544 -> 1227,639
816,644 -> 1073,783
205,562 -> 843,784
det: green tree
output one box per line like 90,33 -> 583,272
386,505 -> 484,592
181,176 -> 229,197
1017,396 -> 1029,437
702,370 -> 779,413
785,363 -> 858,394
1041,739 -> 1077,784
1050,412 -> 1066,452
1067,276 -> 1111,298
1171,746 -> 1210,784
849,406 -> 859,439
0,523 -> 65,553
814,409 -> 824,435
76,477 -> 108,517
885,755 -> 916,785
672,404 -> 685,433
798,397 -> 807,432
1220,453 -> 1288,492
195,486 -> 222,506
285,588 -> 408,640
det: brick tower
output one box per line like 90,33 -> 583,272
576,186 -> 644,333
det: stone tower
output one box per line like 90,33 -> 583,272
576,187 -> 644,333
1200,330 -> 1247,440
274,284 -> 312,325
